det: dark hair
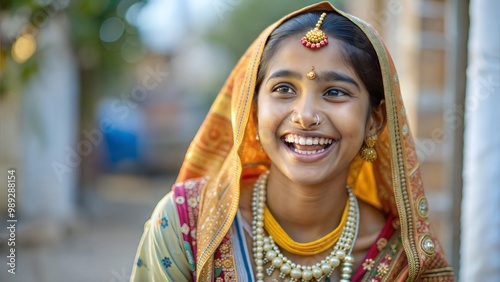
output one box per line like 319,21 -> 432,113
256,11 -> 384,107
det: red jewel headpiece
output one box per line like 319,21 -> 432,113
301,13 -> 329,49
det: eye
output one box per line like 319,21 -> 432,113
324,88 -> 350,98
272,84 -> 296,95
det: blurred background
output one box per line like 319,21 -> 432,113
0,0 -> 498,281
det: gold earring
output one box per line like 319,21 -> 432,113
360,135 -> 377,162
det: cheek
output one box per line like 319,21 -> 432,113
257,97 -> 286,140
334,103 -> 369,140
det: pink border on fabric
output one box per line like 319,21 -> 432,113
173,180 -> 203,281
352,215 -> 396,281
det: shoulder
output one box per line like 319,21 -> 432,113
145,191 -> 179,236
147,177 -> 208,226
169,177 -> 208,214
151,177 -> 208,213
131,185 -> 198,281
171,177 -> 208,197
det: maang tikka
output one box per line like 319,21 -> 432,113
301,12 -> 329,49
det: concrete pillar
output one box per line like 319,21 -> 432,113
19,16 -> 79,241
461,0 -> 500,280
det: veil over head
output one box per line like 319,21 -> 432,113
175,2 -> 451,280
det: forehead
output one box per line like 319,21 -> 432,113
265,36 -> 359,80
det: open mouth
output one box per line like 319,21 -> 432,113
282,133 -> 336,155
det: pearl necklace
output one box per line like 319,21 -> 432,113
252,171 -> 360,282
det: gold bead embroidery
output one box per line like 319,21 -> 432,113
362,259 -> 375,271
376,262 -> 389,278
377,238 -> 388,251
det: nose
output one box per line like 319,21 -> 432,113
290,96 -> 321,128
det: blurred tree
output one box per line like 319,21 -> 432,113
0,0 -> 148,195
0,0 -> 147,116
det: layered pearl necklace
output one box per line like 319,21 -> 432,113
252,171 -> 360,282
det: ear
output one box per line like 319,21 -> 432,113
365,100 -> 386,136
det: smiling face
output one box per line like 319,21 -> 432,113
256,36 -> 381,186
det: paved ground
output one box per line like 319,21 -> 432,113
0,174 -> 175,282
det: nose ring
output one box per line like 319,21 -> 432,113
290,112 -> 320,126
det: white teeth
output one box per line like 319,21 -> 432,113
284,134 -> 334,146
294,148 -> 326,155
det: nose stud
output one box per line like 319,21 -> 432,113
290,112 -> 321,127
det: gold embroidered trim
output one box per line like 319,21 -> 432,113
408,162 -> 420,177
362,231 -> 404,281
331,6 -> 421,280
362,27 -> 419,282
198,37 -> 266,282
421,267 -> 455,277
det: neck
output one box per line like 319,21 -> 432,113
265,166 -> 349,243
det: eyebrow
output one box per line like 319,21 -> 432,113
318,70 -> 360,91
266,69 -> 302,82
266,69 -> 360,91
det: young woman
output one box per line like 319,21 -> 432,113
131,2 -> 454,281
